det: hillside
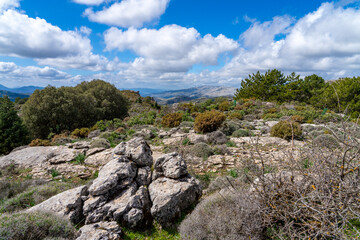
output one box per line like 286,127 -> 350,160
0,90 -> 30,101
150,86 -> 236,104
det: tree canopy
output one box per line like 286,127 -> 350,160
0,96 -> 29,154
22,80 -> 129,138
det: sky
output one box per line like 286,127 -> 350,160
1,0 -> 360,89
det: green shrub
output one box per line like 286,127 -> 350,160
262,112 -> 283,120
161,113 -> 183,128
226,141 -> 237,147
227,111 -> 244,120
313,134 -> 340,149
194,110 -> 226,133
71,128 -> 90,138
22,80 -> 129,139
270,120 -> 302,140
219,120 -> 243,136
232,129 -> 250,138
127,111 -> 157,126
0,212 -> 76,240
74,154 -> 86,165
218,101 -> 230,111
191,143 -> 214,159
29,139 -> 52,147
90,138 -> 111,149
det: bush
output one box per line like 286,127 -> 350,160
0,96 -> 29,155
232,129 -> 250,138
180,190 -> 263,240
0,212 -> 76,240
313,134 -> 340,149
206,131 -> 228,145
218,101 -> 230,111
127,111 -> 157,126
71,128 -> 90,138
161,113 -> 183,128
191,143 -> 214,159
270,120 -> 302,140
22,80 -> 129,139
227,111 -> 244,120
194,111 -> 226,133
290,115 -> 305,123
29,139 -> 52,147
219,120 -> 243,136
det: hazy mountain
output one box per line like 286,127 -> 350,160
0,90 -> 30,101
151,86 -> 237,104
0,84 -> 43,94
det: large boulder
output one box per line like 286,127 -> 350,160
113,137 -> 153,167
153,152 -> 187,180
149,176 -> 202,227
76,221 -> 122,240
27,185 -> 88,224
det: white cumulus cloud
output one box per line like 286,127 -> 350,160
0,0 -> 19,11
72,0 -> 107,5
84,0 -> 170,28
104,25 -> 239,72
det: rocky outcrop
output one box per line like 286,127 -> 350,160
76,221 -> 122,240
20,137 -> 202,234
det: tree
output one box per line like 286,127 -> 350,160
235,69 -> 286,101
0,96 -> 29,155
22,80 -> 129,139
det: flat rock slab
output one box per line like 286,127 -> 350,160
149,176 -> 202,227
76,221 -> 122,240
27,185 -> 87,224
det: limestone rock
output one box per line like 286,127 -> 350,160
153,152 -> 187,180
113,137 -> 153,167
85,149 -> 113,167
76,221 -> 122,240
88,156 -> 137,196
136,166 -> 152,186
27,185 -> 87,224
149,176 -> 202,227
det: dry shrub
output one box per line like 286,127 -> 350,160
291,114 -> 305,123
206,131 -> 227,145
270,120 -> 302,140
194,110 -> 226,133
218,101 -> 230,111
227,111 -> 244,120
0,211 -> 76,240
191,143 -> 214,158
71,128 -> 90,138
161,112 -> 183,128
180,189 -> 263,240
29,139 -> 51,146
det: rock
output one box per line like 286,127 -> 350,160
86,148 -> 105,157
136,166 -> 152,186
134,129 -> 155,139
187,133 -> 207,144
90,138 -> 111,149
68,141 -> 90,149
27,185 -> 88,224
52,137 -> 73,145
149,176 -> 202,227
0,146 -> 69,169
266,121 -> 279,128
158,130 -> 170,138
48,149 -> 83,164
85,149 -> 113,167
76,221 -> 122,240
113,137 -> 153,167
88,156 -> 137,196
153,152 -> 187,180
88,130 -> 101,139
206,131 -> 228,145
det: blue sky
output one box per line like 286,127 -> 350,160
1,0 -> 360,89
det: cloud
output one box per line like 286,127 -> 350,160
104,25 -> 239,72
73,0 -> 107,5
219,2 -> 360,80
84,0 -> 170,28
0,9 -> 92,58
0,0 -> 19,11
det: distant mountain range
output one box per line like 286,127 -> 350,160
146,86 -> 237,104
0,84 -> 44,101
